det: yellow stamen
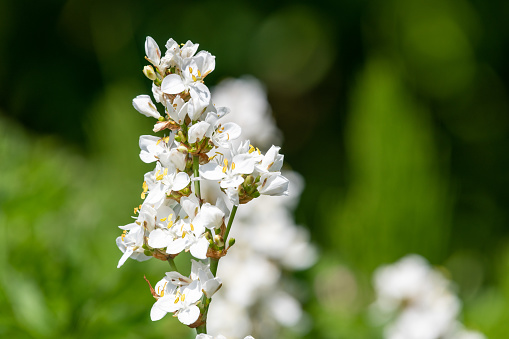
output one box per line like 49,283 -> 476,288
160,217 -> 167,221
174,296 -> 179,304
190,224 -> 194,231
197,70 -> 202,77
164,136 -> 170,143
121,230 -> 127,241
141,192 -> 146,199
181,294 -> 186,302
156,170 -> 164,181
249,145 -> 255,154
163,167 -> 168,176
232,162 -> 236,170
134,207 -> 139,214
156,138 -> 162,145
189,67 -> 193,73
143,181 -> 148,192
192,75 -> 197,82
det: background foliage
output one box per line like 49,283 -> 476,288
1,0 -> 508,338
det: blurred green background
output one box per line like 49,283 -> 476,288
1,0 -> 509,338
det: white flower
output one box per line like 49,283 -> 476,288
166,95 -> 189,125
256,145 -> 284,173
371,255 -> 484,339
145,36 -> 162,69
132,95 -> 161,119
200,153 -> 255,204
196,335 -> 254,339
144,163 -> 190,207
150,279 -> 203,325
190,260 -> 222,298
211,76 -> 282,148
139,135 -> 187,171
256,172 -> 289,196
116,224 -> 151,268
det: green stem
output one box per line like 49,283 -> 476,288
196,322 -> 207,334
210,258 -> 219,277
223,205 -> 238,245
193,155 -> 201,202
167,257 -> 178,272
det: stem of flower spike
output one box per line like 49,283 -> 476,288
167,257 -> 178,272
223,205 -> 238,246
209,205 -> 238,277
193,155 -> 201,202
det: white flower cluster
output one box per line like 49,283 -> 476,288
115,36 -> 289,335
372,255 -> 485,339
203,78 -> 317,338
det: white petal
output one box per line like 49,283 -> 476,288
189,82 -> 211,113
200,162 -> 226,181
117,247 -> 134,268
153,295 -> 179,313
180,195 -> 200,218
258,173 -> 289,196
133,95 -> 161,119
165,38 -> 179,54
193,50 -> 215,76
220,175 -> 244,189
180,40 -> 199,58
202,277 -> 222,298
150,303 -> 168,321
166,237 -> 187,255
184,280 -> 203,303
145,36 -> 161,66
232,154 -> 255,175
172,172 -> 190,191
161,74 -> 186,94
177,304 -> 200,325
188,121 -> 211,144
193,203 -> 224,230
190,237 -> 209,259
148,229 -> 170,249
222,122 -> 242,140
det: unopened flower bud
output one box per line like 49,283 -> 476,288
144,249 -> 152,256
180,186 -> 191,196
228,238 -> 236,248
143,65 -> 157,80
244,175 -> 255,186
214,235 -> 224,247
178,130 -> 187,143
177,145 -> 188,154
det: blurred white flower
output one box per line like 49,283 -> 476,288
211,76 -> 282,149
372,255 -> 485,339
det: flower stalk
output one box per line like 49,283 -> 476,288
114,35 -> 290,338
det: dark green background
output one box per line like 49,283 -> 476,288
1,0 -> 508,338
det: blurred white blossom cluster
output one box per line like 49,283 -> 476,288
205,78 -> 317,338
371,255 -> 485,339
115,36 -> 291,338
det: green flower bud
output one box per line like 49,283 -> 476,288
143,65 -> 157,81
178,130 -> 187,143
177,145 -> 188,154
144,249 -> 152,256
244,175 -> 255,186
228,238 -> 236,248
214,235 -> 224,247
